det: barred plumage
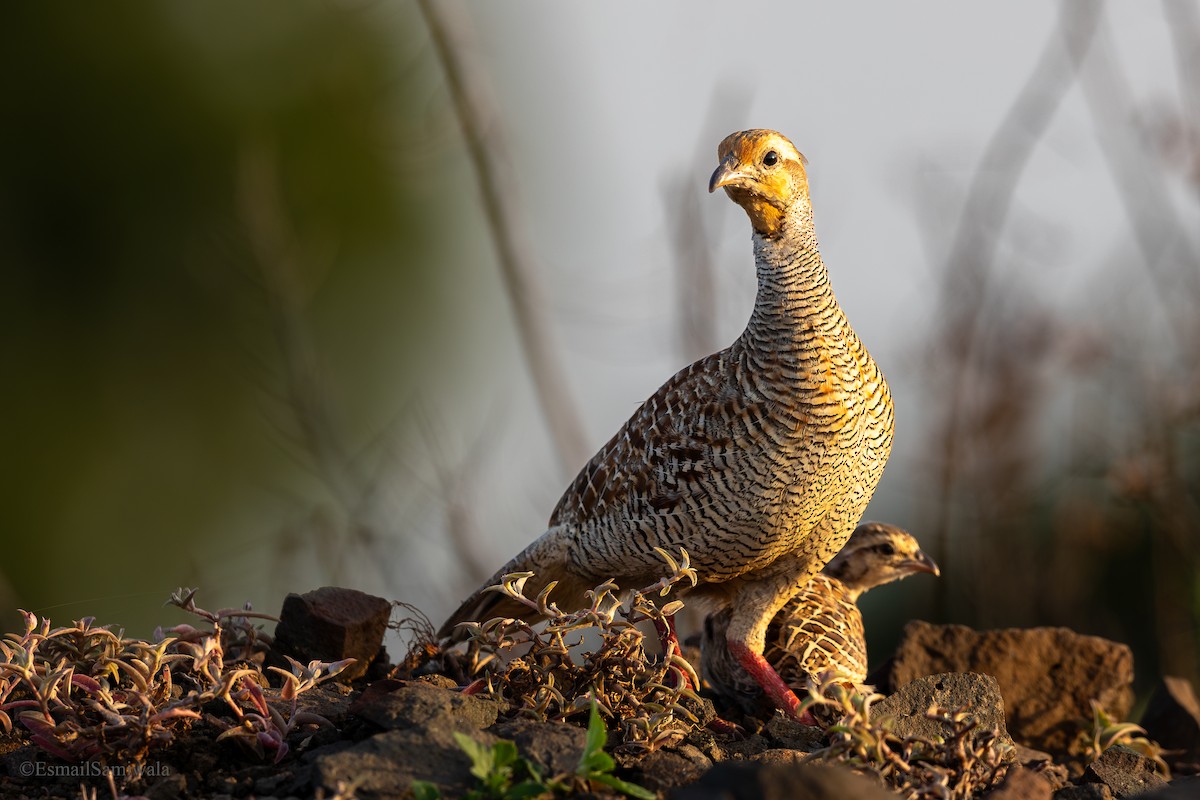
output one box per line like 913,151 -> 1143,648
701,522 -> 939,715
438,130 -> 894,718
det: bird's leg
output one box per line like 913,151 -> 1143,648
653,611 -> 695,689
726,565 -> 823,724
727,640 -> 801,718
653,612 -> 681,658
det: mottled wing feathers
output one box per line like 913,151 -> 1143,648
549,350 -> 784,531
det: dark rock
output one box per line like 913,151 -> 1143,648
1054,785 -> 1113,800
144,772 -> 189,800
273,587 -> 393,681
752,748 -> 806,765
351,681 -> 500,732
631,747 -> 712,794
764,713 -> 824,751
889,622 -> 1134,754
874,672 -> 1014,752
1121,775 -> 1200,799
715,732 -> 772,762
982,766 -> 1052,800
313,721 -> 493,799
1139,676 -> 1200,773
491,719 -> 586,776
1082,745 -> 1168,798
670,760 -> 900,800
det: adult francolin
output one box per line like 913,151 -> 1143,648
439,129 -> 894,719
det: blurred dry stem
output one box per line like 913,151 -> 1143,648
917,1 -> 1200,686
416,0 -> 589,474
923,0 -> 1101,617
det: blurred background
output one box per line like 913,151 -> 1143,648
2,1 -> 1197,697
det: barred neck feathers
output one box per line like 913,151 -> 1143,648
707,129 -> 842,355
748,207 -> 837,336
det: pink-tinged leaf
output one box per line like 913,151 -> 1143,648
267,704 -> 288,733
240,676 -> 270,715
256,731 -> 289,764
151,707 -> 201,724
2,699 -> 43,712
70,673 -> 103,694
17,710 -> 55,736
30,733 -> 76,762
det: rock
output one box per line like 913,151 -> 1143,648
631,747 -> 713,794
1120,775 -> 1200,799
670,761 -> 900,800
144,772 -> 189,800
351,681 -> 500,732
751,748 -> 806,765
1139,676 -> 1200,773
764,713 -> 824,751
273,586 -> 393,681
490,719 -> 586,776
1054,786 -> 1113,800
1081,745 -> 1168,798
874,672 -> 1014,752
889,622 -> 1134,754
982,766 -> 1053,800
313,720 -> 494,799
1013,746 -> 1069,792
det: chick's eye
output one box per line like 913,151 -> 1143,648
878,543 -> 895,556
763,150 -> 779,167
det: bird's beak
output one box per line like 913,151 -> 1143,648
709,155 -> 747,193
903,550 -> 940,577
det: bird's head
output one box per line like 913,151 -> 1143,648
825,521 -> 940,595
709,129 -> 811,238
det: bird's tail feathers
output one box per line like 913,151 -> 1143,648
437,525 -> 581,644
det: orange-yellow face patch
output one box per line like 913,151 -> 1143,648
712,129 -> 810,238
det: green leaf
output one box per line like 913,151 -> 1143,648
589,773 -> 658,800
410,779 -> 443,800
453,731 -> 495,781
580,748 -> 614,775
580,697 -> 608,765
505,780 -> 551,799
492,739 -> 519,769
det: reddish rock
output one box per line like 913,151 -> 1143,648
1139,676 -> 1200,774
273,586 -> 392,681
1082,745 -> 1168,798
889,622 -> 1134,754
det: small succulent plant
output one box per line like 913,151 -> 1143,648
446,547 -> 707,751
0,588 -> 352,787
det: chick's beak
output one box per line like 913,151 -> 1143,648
904,550 -> 941,577
709,154 -> 746,193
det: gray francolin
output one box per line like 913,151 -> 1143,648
438,129 -> 894,719
700,521 -> 938,715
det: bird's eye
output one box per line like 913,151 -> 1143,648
878,543 -> 895,556
763,150 -> 779,167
